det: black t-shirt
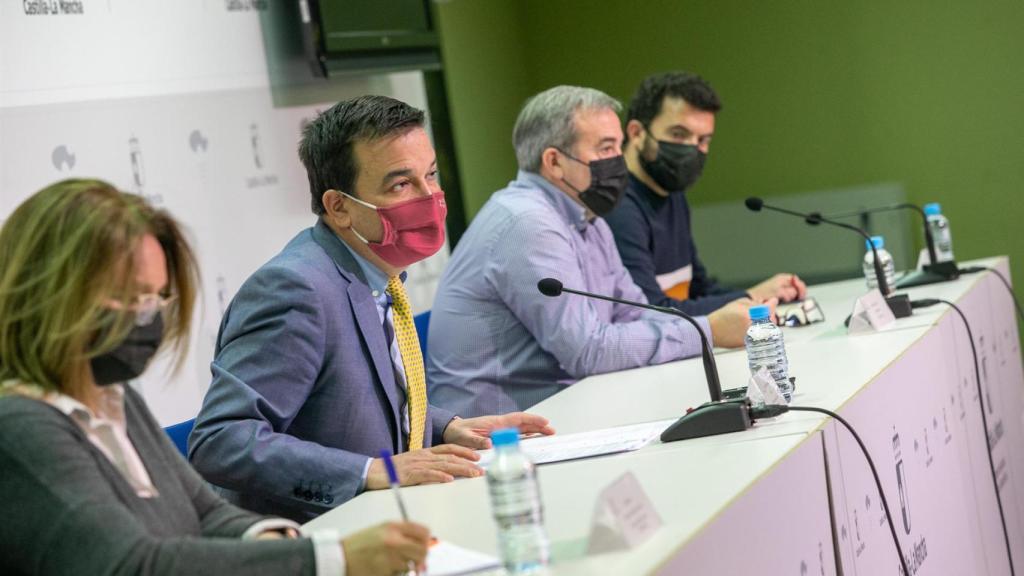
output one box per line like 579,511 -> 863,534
604,173 -> 748,315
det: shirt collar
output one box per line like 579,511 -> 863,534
45,384 -> 126,425
516,170 -> 590,232
628,172 -> 652,194
627,172 -> 666,204
336,234 -> 406,297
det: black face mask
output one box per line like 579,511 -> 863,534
639,130 -> 707,193
559,152 -> 629,216
90,313 -> 164,386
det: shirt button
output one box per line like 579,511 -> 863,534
372,290 -> 380,297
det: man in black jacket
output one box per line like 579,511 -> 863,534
605,72 -> 806,315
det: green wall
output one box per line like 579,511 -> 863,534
438,0 -> 1024,288
434,0 -> 534,218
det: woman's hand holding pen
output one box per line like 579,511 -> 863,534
343,522 -> 430,576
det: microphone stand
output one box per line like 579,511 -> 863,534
824,204 -> 960,288
539,280 -> 752,442
746,199 -> 912,318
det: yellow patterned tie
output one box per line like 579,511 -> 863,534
386,276 -> 427,451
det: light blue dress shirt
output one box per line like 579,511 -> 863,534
427,171 -> 712,417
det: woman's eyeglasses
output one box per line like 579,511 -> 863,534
125,293 -> 176,326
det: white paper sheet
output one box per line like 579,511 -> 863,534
425,540 -> 502,576
477,419 -> 676,468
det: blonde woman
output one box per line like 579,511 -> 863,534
0,180 -> 429,575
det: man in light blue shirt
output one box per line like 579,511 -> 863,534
427,86 -> 753,417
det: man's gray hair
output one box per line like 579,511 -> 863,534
513,86 -> 622,173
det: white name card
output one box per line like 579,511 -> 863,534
848,288 -> 896,334
586,471 -> 662,554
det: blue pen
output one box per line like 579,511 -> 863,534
381,450 -> 420,576
380,449 -> 410,520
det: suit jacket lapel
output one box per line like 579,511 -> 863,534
312,220 -> 403,452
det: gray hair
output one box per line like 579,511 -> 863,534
513,86 -> 622,173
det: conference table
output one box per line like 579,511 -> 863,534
305,257 -> 1024,575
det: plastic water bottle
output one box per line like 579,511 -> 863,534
863,235 -> 896,295
487,428 -> 550,574
745,305 -> 792,402
924,202 -> 954,262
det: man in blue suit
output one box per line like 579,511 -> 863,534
188,95 -> 553,522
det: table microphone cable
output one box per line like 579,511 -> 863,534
749,403 -> 910,576
902,297 -> 1016,576
956,266 -> 1024,327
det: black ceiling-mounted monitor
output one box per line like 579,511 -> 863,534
299,0 -> 441,76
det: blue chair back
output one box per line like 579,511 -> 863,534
163,418 -> 195,457
413,310 -> 431,358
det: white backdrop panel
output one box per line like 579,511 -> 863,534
825,264 -> 1024,576
656,434 -> 837,576
1,3 -> 450,425
2,0 -> 271,107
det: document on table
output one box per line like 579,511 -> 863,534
426,540 -> 501,576
477,418 -> 676,467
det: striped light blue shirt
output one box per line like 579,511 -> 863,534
427,170 -> 711,417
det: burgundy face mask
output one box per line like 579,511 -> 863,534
342,191 -> 448,268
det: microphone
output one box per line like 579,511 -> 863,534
537,278 -> 752,442
538,279 -> 722,399
746,197 -> 891,294
824,203 -> 960,288
745,197 -> 912,319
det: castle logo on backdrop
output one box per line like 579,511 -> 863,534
189,130 -> 209,154
246,122 -> 278,189
216,275 -> 229,316
225,0 -> 268,12
51,145 -> 76,172
249,123 -> 264,169
23,1 -> 85,15
892,426 -> 929,575
128,136 -> 146,195
128,136 -> 163,206
892,427 -> 912,534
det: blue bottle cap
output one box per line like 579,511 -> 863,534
923,203 -> 942,216
491,428 -> 520,447
865,235 -> 885,251
749,305 -> 770,321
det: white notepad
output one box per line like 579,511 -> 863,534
477,419 -> 675,468
426,540 -> 502,576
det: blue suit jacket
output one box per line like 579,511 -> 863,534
188,220 -> 455,522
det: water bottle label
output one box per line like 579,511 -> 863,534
745,322 -> 789,387
490,473 -> 550,570
490,477 -> 542,517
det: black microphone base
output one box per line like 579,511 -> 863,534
660,399 -> 752,443
896,261 -> 961,289
886,294 -> 913,318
